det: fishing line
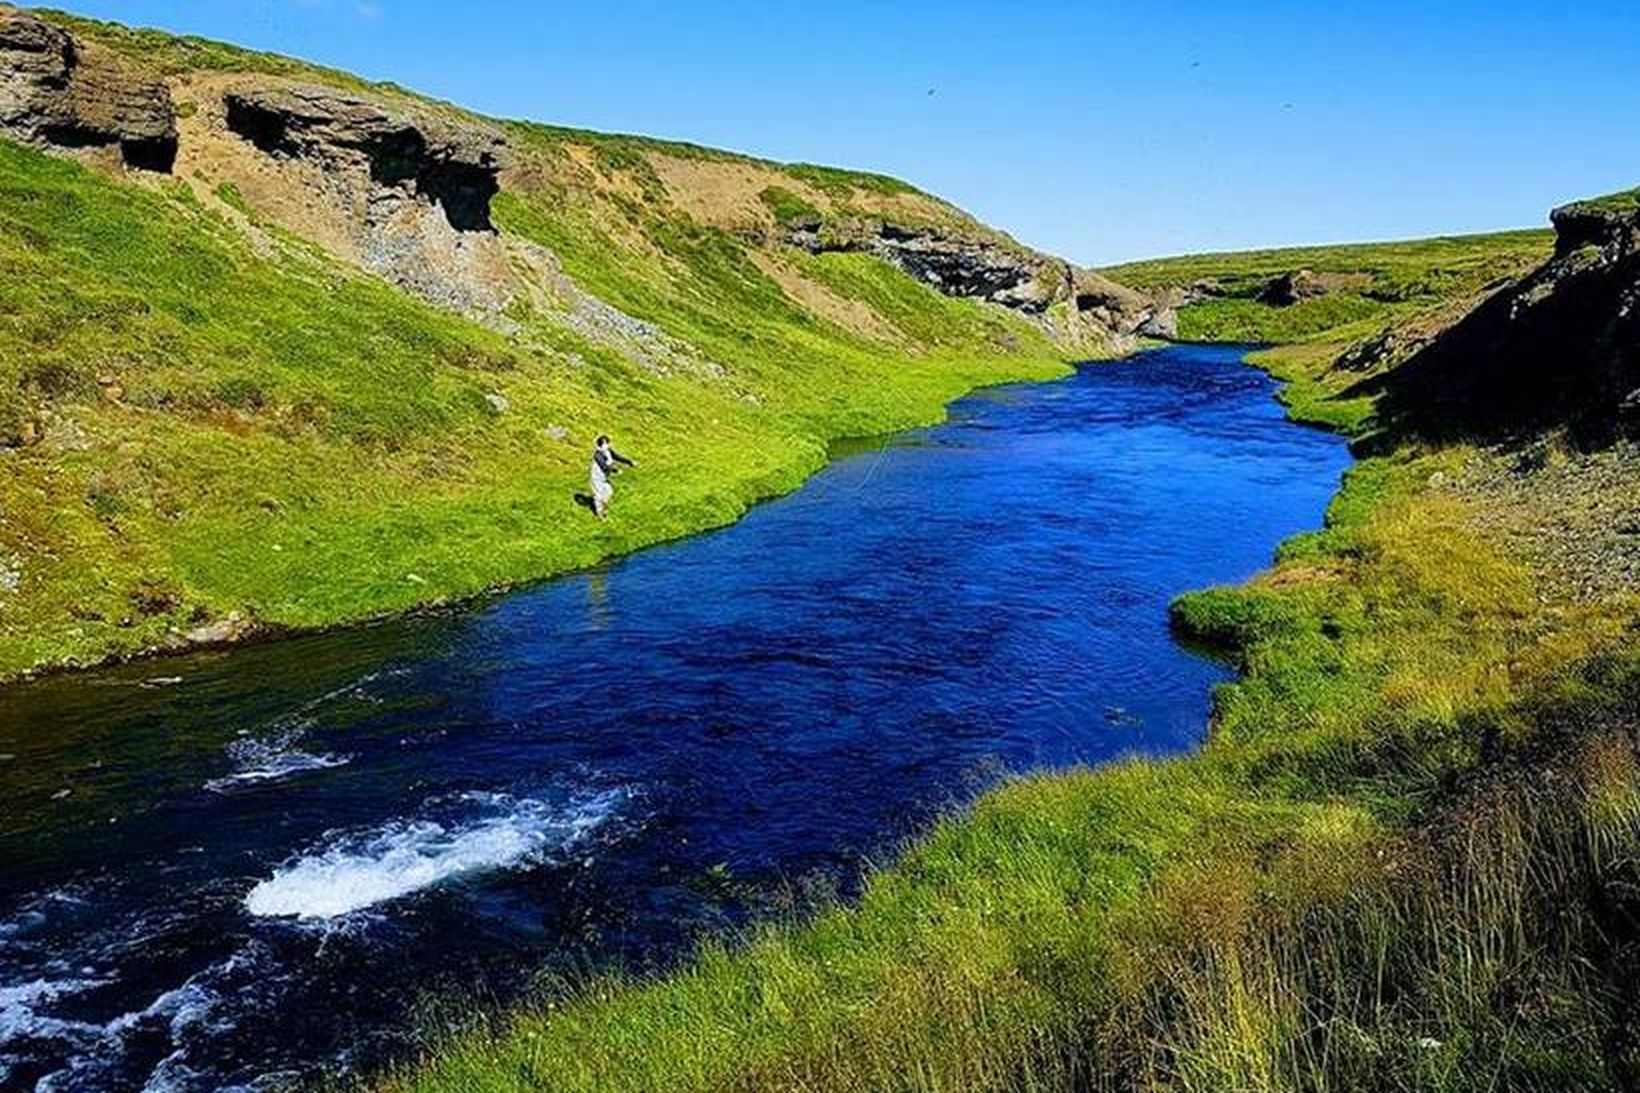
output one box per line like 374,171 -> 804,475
848,436 -> 892,497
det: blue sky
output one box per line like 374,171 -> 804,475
53,0 -> 1640,265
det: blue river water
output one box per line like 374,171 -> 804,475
0,344 -> 1350,1092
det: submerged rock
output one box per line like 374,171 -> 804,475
183,610 -> 252,648
0,11 -> 177,171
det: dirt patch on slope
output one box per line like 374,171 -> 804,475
172,73 -> 364,262
645,152 -> 799,229
748,251 -> 904,344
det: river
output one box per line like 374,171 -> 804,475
0,343 -> 1351,1092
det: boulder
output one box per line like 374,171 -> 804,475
1259,268 -> 1328,307
1137,307 -> 1178,340
0,11 -> 176,171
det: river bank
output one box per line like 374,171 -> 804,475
0,132 -> 1093,686
0,327 -> 1075,686
382,285 -> 1640,1092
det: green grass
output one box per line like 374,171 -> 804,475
1103,230 -> 1554,295
785,162 -> 923,198
1245,342 -> 1380,434
1559,186 -> 1640,219
26,4 -> 383,88
759,185 -> 823,227
212,180 -> 250,216
1102,230 -> 1554,346
0,136 -> 1066,679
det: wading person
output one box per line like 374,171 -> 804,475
588,434 -> 636,518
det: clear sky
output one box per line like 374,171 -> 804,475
49,0 -> 1640,266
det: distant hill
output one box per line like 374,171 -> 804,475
1102,229 -> 1553,345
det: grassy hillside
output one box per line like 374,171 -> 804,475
1103,230 -> 1559,436
0,9 -> 1086,680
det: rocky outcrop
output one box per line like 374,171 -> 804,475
1260,268 -> 1328,307
871,223 -> 1061,313
784,217 -> 1164,344
1550,192 -> 1640,257
1070,266 -> 1171,340
220,84 -> 514,312
222,86 -> 510,231
0,11 -> 176,171
1361,188 -> 1640,445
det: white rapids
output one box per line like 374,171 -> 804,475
244,790 -> 621,920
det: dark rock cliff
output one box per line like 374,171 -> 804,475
0,11 -> 176,170
1361,189 -> 1640,445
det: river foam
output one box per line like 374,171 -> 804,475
205,729 -> 349,792
244,790 -> 621,920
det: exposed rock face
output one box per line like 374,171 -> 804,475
220,84 -> 514,312
1070,266 -> 1167,341
1363,189 -> 1640,444
872,223 -> 1059,313
1551,194 -> 1639,258
222,86 -> 509,230
0,11 -> 176,170
784,218 -> 1163,343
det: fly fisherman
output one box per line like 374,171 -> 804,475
588,434 -> 636,518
